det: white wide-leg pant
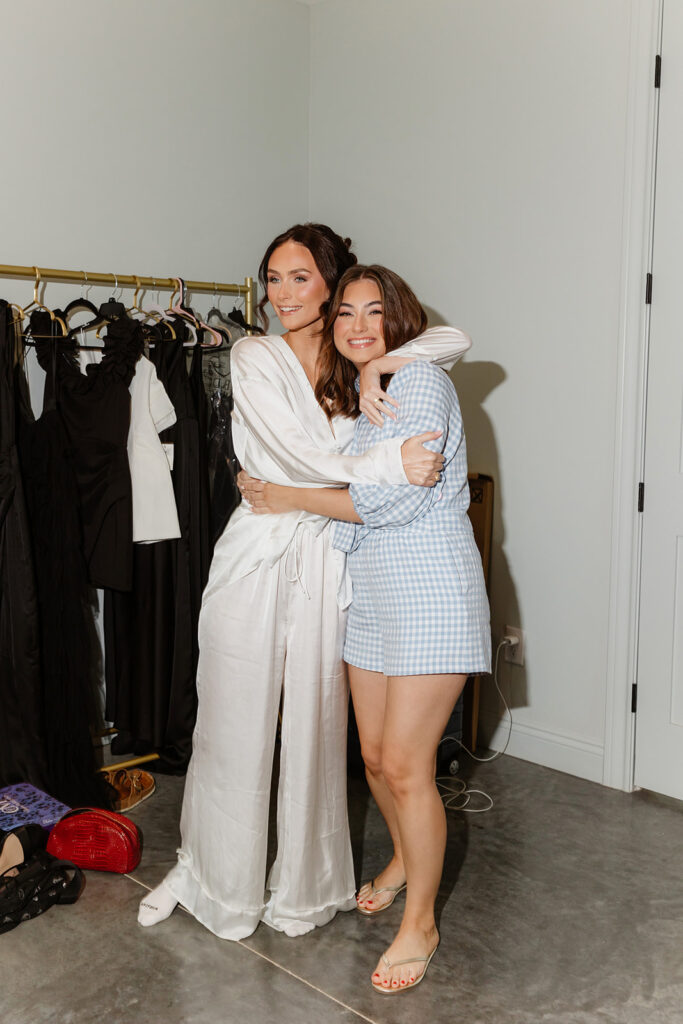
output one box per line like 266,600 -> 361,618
164,525 -> 356,940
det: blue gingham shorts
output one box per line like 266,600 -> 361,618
344,521 -> 491,677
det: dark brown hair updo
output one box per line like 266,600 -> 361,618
256,223 -> 357,331
315,264 -> 428,420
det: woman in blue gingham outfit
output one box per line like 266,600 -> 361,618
335,357 -> 490,678
239,265 -> 490,997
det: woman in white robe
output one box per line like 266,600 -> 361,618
138,224 -> 470,940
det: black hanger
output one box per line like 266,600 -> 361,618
99,296 -> 127,320
206,303 -> 236,329
214,326 -> 233,346
63,296 -> 99,316
197,323 -> 233,349
141,320 -> 164,348
228,306 -> 261,335
171,277 -> 201,324
62,296 -> 104,338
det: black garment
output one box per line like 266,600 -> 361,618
202,340 -> 240,546
104,324 -> 209,771
43,315 -> 142,591
208,389 -> 240,546
188,341 -> 212,583
0,301 -> 48,790
17,319 -> 111,809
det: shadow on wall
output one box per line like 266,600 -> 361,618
423,302 -> 529,740
452,357 -> 528,732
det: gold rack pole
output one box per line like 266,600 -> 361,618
0,262 -> 254,330
95,728 -> 160,775
98,753 -> 161,773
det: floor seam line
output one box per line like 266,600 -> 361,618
125,874 -> 149,889
236,941 -> 380,1024
124,876 -> 378,1022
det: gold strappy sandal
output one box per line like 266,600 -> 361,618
356,879 -> 407,916
372,943 -> 439,995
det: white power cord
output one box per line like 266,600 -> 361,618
436,636 -> 516,813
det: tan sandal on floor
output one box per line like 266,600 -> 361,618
372,943 -> 439,995
356,879 -> 407,916
102,769 -> 156,811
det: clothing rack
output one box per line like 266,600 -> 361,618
0,262 -> 254,329
2,260 -> 255,780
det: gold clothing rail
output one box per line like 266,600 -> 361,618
0,260 -> 255,778
0,262 -> 255,329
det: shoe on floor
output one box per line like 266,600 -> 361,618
0,824 -> 47,876
372,943 -> 439,995
0,850 -> 83,934
102,769 -> 155,811
356,878 -> 407,916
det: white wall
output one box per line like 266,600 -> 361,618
0,0 -> 311,721
0,0 -> 310,299
1,0 -> 651,786
309,0 -> 640,783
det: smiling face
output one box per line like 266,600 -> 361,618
332,278 -> 387,368
266,240 -> 330,334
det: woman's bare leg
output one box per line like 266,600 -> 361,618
372,673 -> 468,991
348,665 -> 405,910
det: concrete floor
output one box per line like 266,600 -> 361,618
4,754 -> 683,1024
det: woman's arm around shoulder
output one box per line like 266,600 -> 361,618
359,326 -> 470,425
391,325 -> 471,370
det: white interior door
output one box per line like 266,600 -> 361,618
634,1 -> 683,800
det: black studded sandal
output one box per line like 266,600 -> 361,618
0,850 -> 84,934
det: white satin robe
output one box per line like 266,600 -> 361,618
163,327 -> 471,940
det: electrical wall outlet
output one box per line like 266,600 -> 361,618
503,625 -> 525,666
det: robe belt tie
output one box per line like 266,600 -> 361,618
284,524 -> 311,599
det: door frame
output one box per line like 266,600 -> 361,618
603,0 -> 663,790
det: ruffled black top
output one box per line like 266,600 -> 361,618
32,311 -> 143,591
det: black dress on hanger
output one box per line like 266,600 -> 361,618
0,300 -> 48,790
49,316 -> 143,591
104,321 -> 210,771
16,312 -> 112,808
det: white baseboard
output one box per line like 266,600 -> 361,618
478,713 -> 605,785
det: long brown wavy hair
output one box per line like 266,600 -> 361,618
315,265 -> 428,419
256,223 -> 357,331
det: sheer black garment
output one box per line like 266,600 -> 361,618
208,388 -> 240,546
40,314 -> 143,591
189,341 -> 212,584
0,301 -> 48,790
202,342 -> 240,546
104,322 -> 209,772
17,317 -> 111,808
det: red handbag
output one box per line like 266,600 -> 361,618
46,808 -> 142,873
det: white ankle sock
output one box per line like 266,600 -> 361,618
138,882 -> 178,927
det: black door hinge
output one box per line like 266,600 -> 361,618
638,482 -> 644,512
655,54 -> 661,88
631,683 -> 638,713
646,273 -> 653,304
